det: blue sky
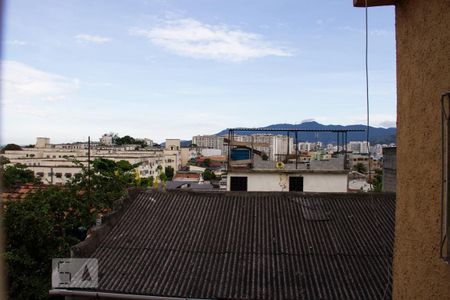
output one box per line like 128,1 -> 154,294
1,0 -> 396,144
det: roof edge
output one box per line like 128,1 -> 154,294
49,289 -> 210,300
353,0 -> 396,7
70,188 -> 143,258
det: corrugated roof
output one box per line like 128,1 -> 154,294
76,191 -> 395,299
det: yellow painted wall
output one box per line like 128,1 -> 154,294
393,0 -> 450,298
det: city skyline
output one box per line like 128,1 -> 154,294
2,0 -> 396,144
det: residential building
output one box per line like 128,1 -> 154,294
192,134 -> 227,155
2,137 -> 175,184
227,139 -> 348,192
99,134 -> 113,146
227,169 -> 348,192
163,139 -> 181,171
35,137 -> 51,148
347,141 -> 370,154
180,147 -> 198,166
200,148 -> 222,157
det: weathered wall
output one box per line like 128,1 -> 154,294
393,0 -> 450,298
227,172 -> 348,192
383,147 -> 396,192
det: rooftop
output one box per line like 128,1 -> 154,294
64,190 -> 396,299
1,183 -> 45,202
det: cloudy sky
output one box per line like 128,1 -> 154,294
1,0 -> 396,144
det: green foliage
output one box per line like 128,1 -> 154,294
70,158 -> 141,209
353,162 -> 368,174
3,163 -> 40,189
371,169 -> 383,192
202,169 -> 216,181
201,158 -> 211,167
113,135 -> 147,147
159,172 -> 167,183
4,186 -> 89,299
1,143 -> 22,153
0,155 -> 11,167
3,158 -> 142,299
165,166 -> 174,180
140,176 -> 154,188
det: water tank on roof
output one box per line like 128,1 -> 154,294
231,148 -> 251,160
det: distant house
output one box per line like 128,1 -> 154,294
173,172 -> 201,182
50,190 -> 395,299
227,145 -> 349,192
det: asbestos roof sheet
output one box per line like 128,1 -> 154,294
80,191 -> 395,299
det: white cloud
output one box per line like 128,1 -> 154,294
130,18 -> 293,62
379,120 -> 396,128
6,40 -> 27,46
75,34 -> 112,44
1,60 -> 79,115
313,113 -> 396,128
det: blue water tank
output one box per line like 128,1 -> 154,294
231,148 -> 251,160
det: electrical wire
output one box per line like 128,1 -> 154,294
363,2 -> 391,298
365,0 -> 371,185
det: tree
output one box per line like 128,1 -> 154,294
140,176 -> 154,188
2,163 -> 40,190
165,166 -> 174,180
113,135 -> 147,148
371,169 -> 383,192
1,143 -> 22,153
202,158 -> 211,167
353,162 -> 368,173
159,172 -> 167,183
4,158 -> 142,299
202,169 -> 216,181
158,172 -> 167,190
262,153 -> 269,161
0,155 -> 10,168
4,185 -> 92,299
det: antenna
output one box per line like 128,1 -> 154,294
88,136 -> 91,206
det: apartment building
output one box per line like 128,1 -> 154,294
163,139 -> 182,171
3,137 -> 179,184
192,135 -> 227,154
347,141 -> 370,154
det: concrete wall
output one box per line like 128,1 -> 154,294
227,172 -> 348,192
382,147 -> 396,192
393,0 -> 450,298
201,148 -> 222,157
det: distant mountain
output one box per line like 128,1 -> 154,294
160,140 -> 192,148
216,121 -> 396,144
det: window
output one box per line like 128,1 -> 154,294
65,173 -> 72,178
289,176 -> 304,192
230,176 -> 247,191
441,92 -> 450,261
55,173 -> 62,178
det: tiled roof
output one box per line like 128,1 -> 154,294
1,183 -> 44,202
74,191 -> 395,299
173,173 -> 201,180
